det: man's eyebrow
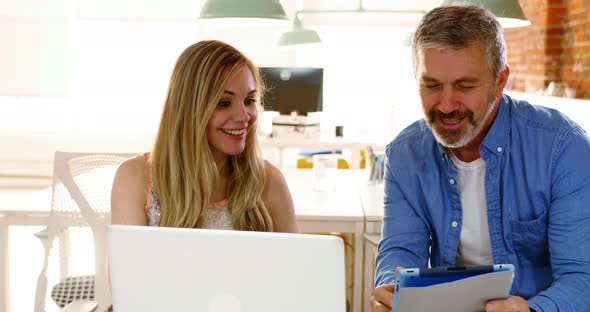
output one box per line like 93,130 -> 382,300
455,77 -> 480,84
420,76 -> 440,83
420,76 -> 481,84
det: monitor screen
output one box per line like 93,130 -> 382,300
259,67 -> 323,116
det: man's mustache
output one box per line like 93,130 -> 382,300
429,110 -> 474,123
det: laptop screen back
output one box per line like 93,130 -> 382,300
107,225 -> 346,312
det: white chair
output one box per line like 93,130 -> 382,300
34,152 -> 135,312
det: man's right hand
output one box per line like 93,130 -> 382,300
370,284 -> 395,312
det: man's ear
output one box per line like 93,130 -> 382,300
496,65 -> 511,98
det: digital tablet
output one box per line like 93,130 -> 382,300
392,264 -> 515,312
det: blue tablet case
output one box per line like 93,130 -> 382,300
392,264 -> 514,311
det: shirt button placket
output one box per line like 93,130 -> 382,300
449,176 -> 459,230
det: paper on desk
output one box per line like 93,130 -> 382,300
395,271 -> 514,312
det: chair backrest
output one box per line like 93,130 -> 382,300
50,151 -> 135,311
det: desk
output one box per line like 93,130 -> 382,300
260,137 -> 375,169
360,184 -> 385,311
362,233 -> 381,312
0,169 -> 372,312
361,184 -> 385,234
284,169 -> 368,312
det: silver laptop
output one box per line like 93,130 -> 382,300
107,225 -> 346,312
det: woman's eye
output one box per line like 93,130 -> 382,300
217,100 -> 231,108
245,98 -> 257,106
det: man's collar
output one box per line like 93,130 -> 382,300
481,94 -> 511,156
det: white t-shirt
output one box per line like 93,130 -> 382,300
450,152 -> 494,265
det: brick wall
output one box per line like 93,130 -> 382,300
504,0 -> 590,98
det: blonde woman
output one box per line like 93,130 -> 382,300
111,40 -> 299,232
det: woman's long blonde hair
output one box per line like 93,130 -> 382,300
151,40 -> 272,231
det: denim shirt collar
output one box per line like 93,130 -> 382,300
435,94 -> 511,159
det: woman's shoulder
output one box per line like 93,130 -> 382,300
111,153 -> 151,226
261,160 -> 291,205
263,160 -> 286,185
261,160 -> 299,233
114,153 -> 150,185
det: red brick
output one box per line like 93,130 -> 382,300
545,37 -> 563,48
546,48 -> 564,56
512,80 -> 525,91
560,59 -> 575,67
504,0 -> 590,98
547,6 -> 568,16
547,14 -> 566,26
567,11 -> 586,23
568,0 -> 582,11
546,27 -> 565,36
573,45 -> 590,54
561,69 -> 577,78
561,46 -> 575,53
547,0 -> 565,6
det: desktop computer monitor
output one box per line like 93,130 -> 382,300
260,67 -> 323,116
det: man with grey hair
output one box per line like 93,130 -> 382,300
371,4 -> 590,312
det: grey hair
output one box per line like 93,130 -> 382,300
412,3 -> 507,78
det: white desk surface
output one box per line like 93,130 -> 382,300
361,184 -> 385,220
284,169 -> 367,220
360,184 -> 385,235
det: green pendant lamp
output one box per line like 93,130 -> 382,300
278,15 -> 321,47
200,0 -> 289,21
441,0 -> 531,28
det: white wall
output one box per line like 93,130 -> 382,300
294,26 -> 423,142
0,0 -> 435,177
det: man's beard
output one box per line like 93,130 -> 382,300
427,88 -> 498,148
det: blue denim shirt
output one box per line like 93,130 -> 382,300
375,94 -> 590,311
